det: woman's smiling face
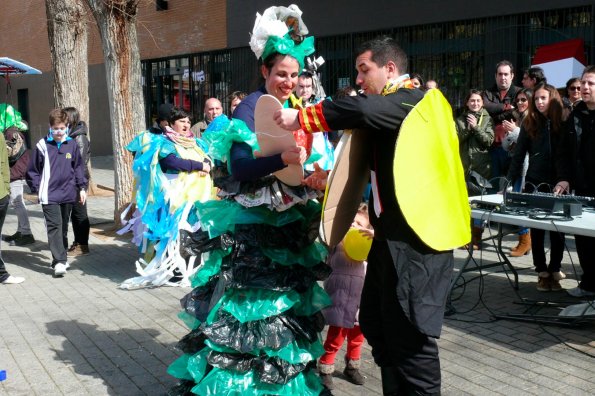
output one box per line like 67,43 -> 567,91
262,55 -> 300,103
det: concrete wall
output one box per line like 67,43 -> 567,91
227,0 -> 594,47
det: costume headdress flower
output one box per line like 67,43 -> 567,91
249,4 -> 315,69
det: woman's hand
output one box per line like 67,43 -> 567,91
502,119 -> 517,132
466,114 -> 478,129
281,146 -> 307,166
79,190 -> 87,205
274,108 -> 301,131
200,161 -> 211,176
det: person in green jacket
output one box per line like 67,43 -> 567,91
0,129 -> 25,284
456,89 -> 494,249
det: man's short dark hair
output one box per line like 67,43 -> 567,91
299,71 -> 313,80
582,65 -> 595,77
495,60 -> 514,74
526,66 -> 546,84
355,36 -> 408,75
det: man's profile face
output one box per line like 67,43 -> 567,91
521,73 -> 535,89
355,50 -> 390,95
296,76 -> 313,101
495,65 -> 513,90
204,99 -> 223,122
580,72 -> 595,109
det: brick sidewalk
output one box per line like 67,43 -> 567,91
0,158 -> 593,395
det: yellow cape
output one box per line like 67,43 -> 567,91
394,89 -> 470,250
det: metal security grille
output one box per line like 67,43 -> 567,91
142,5 -> 593,125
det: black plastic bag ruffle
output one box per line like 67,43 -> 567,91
176,329 -> 208,354
201,311 -> 324,353
202,313 -> 295,353
167,379 -> 195,396
207,351 -> 308,384
179,230 -> 233,259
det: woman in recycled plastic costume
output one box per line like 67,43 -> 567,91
120,107 -> 213,289
167,5 -> 332,395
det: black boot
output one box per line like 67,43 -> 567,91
343,359 -> 365,385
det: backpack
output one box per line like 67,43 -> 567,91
6,130 -> 26,166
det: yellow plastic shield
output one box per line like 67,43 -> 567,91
394,89 -> 470,250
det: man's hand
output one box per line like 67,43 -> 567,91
274,108 -> 301,131
302,162 -> 328,190
553,181 -> 570,196
281,146 -> 307,166
80,190 -> 87,205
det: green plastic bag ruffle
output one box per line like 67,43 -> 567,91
262,241 -> 327,268
167,354 -> 194,380
191,365 -> 323,396
202,116 -> 260,166
196,200 -> 306,238
190,249 -> 230,288
206,283 -> 327,325
292,282 -> 332,316
220,288 -> 300,323
178,310 -> 201,330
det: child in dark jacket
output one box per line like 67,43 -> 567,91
26,109 -> 87,277
319,204 -> 373,390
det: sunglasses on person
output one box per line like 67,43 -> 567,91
568,86 -> 581,91
515,98 -> 528,103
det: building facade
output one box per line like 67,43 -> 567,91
1,1 -> 593,155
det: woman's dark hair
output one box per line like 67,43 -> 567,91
514,88 -> 533,113
410,73 -> 425,87
464,89 -> 483,106
167,107 -> 191,124
62,107 -> 80,127
334,86 -> 356,100
565,77 -> 580,93
228,91 -> 247,107
523,83 -> 563,139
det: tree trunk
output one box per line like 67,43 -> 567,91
45,0 -> 95,192
85,0 -> 144,226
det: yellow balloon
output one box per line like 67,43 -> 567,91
343,228 -> 372,261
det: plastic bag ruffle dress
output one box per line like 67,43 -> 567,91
167,117 -> 331,395
119,131 -> 213,288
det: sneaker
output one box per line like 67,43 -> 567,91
550,279 -> 562,291
1,275 -> 25,284
536,276 -> 551,292
67,242 -> 90,256
54,262 -> 70,277
2,231 -> 21,242
10,234 -> 35,246
567,286 -> 595,298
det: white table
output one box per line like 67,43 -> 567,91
447,194 -> 595,324
470,194 -> 595,237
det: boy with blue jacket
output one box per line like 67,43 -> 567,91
27,109 -> 87,277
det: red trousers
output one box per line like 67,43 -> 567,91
319,325 -> 365,364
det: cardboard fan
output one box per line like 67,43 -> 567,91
254,94 -> 303,186
320,130 -> 370,247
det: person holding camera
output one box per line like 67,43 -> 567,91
456,89 -> 494,249
483,60 -> 521,190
